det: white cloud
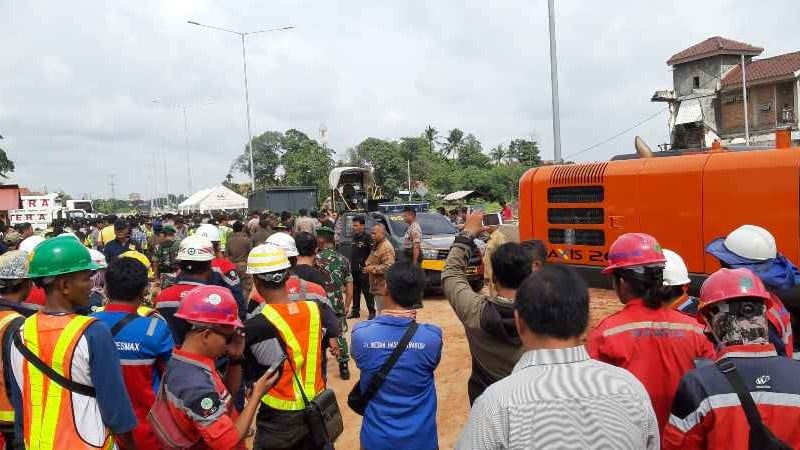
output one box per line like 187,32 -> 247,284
0,0 -> 798,197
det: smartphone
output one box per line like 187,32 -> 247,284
482,213 -> 502,226
266,354 -> 288,374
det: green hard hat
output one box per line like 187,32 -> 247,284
28,235 -> 101,278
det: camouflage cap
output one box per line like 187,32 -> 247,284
0,250 -> 29,280
161,225 -> 176,235
317,226 -> 335,236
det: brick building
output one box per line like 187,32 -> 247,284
653,36 -> 800,148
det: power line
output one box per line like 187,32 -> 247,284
108,174 -> 116,200
564,107 -> 668,160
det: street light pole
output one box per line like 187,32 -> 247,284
240,34 -> 256,192
547,0 -> 563,163
182,106 -> 192,192
187,20 -> 295,192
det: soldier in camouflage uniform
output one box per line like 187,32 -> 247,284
315,226 -> 354,380
152,225 -> 181,289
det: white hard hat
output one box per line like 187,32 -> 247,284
19,236 -> 45,254
662,249 -> 690,286
247,244 -> 291,274
266,232 -> 298,257
177,235 -> 215,262
724,225 -> 777,261
88,249 -> 108,269
196,224 -> 221,242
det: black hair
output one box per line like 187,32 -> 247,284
520,240 -> 547,264
105,258 -> 148,302
299,208 -> 308,216
178,260 -> 211,274
437,207 -> 446,215
352,215 -> 366,225
253,270 -> 289,291
403,207 -> 416,216
515,265 -> 589,339
657,285 -> 685,303
232,221 -> 244,233
114,219 -> 128,231
386,262 -> 426,308
491,243 -> 533,289
310,210 -> 318,219
614,266 -> 664,309
280,211 -> 291,222
0,279 -> 29,296
295,232 -> 317,257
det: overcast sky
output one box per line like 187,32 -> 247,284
1,0 -> 798,199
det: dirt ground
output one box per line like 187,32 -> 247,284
323,289 -> 623,450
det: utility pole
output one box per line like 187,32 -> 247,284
547,0 -> 563,163
182,106 -> 192,192
741,54 -> 750,145
109,174 -> 116,200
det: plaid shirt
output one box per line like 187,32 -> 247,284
130,227 -> 148,250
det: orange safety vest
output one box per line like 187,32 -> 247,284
260,301 -> 325,411
0,310 -> 22,425
21,314 -> 114,450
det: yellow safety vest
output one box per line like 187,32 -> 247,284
260,302 -> 323,411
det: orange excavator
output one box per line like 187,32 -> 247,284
518,128 -> 799,296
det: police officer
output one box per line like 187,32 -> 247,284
663,268 -> 800,449
587,233 -> 715,434
158,285 -> 278,450
8,236 -> 137,449
316,226 -> 353,380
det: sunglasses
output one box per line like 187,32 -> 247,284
196,326 -> 236,344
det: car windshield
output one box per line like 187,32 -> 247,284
386,213 -> 456,236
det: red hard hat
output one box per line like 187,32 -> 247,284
697,268 -> 772,323
602,233 -> 666,275
174,285 -> 243,328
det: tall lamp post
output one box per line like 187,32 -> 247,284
152,99 -> 214,194
187,20 -> 294,191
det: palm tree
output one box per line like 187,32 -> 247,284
490,144 -> 506,165
443,128 -> 464,159
424,125 -> 438,154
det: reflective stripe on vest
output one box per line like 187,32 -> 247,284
94,305 -> 155,317
287,278 -> 332,309
22,314 -> 112,450
0,310 -> 21,423
260,302 -> 321,411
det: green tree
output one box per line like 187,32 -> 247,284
508,138 -> 541,166
424,125 -> 438,154
457,134 -> 490,168
280,129 -> 334,198
490,144 -> 506,165
353,138 -> 406,194
233,131 -> 283,188
443,128 -> 464,159
0,138 -> 15,179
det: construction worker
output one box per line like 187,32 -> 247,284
157,285 -> 278,449
706,224 -> 795,358
661,249 -> 700,315
91,257 -> 174,449
8,235 -> 137,449
243,245 -> 333,450
663,268 -> 800,449
587,233 -> 715,435
316,226 -> 353,380
196,224 -> 244,310
0,251 -> 37,449
155,235 -> 245,345
152,224 -> 180,287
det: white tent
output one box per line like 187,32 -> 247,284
178,185 -> 248,213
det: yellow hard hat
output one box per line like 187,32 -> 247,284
247,244 -> 291,275
120,250 -> 154,279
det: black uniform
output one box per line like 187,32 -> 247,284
350,231 -> 375,316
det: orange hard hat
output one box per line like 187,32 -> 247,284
602,233 -> 666,275
697,268 -> 772,324
174,285 -> 243,328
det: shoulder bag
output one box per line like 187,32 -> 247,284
348,322 -> 418,415
716,359 -> 791,450
284,354 -> 344,447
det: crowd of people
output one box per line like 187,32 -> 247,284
0,206 -> 796,449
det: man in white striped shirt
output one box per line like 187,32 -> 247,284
457,265 -> 659,450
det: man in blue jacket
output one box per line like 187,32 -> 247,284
352,262 -> 442,450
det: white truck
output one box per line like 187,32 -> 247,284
9,194 -> 94,230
